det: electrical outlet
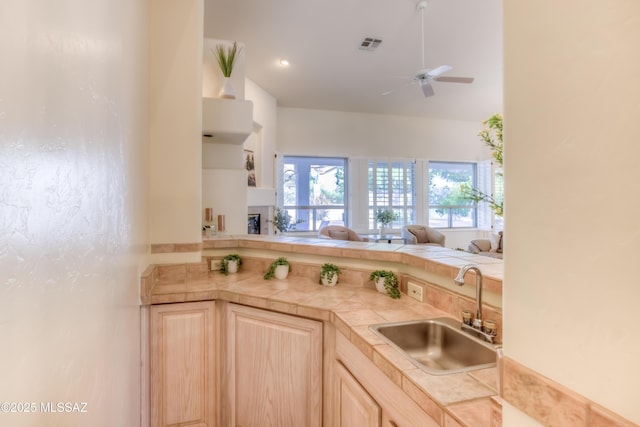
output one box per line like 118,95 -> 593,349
210,259 -> 221,271
407,282 -> 424,302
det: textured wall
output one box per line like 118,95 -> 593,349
0,1 -> 148,425
503,0 -> 640,425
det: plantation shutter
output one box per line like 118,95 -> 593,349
476,160 -> 493,230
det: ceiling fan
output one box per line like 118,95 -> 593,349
384,0 -> 474,98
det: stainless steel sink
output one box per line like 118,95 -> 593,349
369,317 -> 497,375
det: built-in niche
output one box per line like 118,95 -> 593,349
248,206 -> 270,235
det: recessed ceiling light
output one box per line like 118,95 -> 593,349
279,58 -> 290,67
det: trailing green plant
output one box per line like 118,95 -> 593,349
375,209 -> 398,227
215,41 -> 240,78
369,270 -> 401,299
220,253 -> 242,275
461,113 -> 504,217
272,207 -> 304,233
264,257 -> 290,280
319,263 -> 341,284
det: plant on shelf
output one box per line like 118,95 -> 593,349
264,257 -> 291,280
214,41 -> 241,99
220,253 -> 242,275
319,263 -> 341,286
461,113 -> 504,217
272,207 -> 304,234
215,41 -> 240,78
369,270 -> 401,299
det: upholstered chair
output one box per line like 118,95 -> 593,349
401,225 -> 445,247
318,225 -> 369,242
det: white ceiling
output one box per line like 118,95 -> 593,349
204,0 -> 503,122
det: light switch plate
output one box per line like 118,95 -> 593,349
407,282 -> 424,301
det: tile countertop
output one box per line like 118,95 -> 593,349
200,235 -> 504,296
143,265 -> 501,427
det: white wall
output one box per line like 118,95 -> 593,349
246,78 -> 278,198
149,0 -> 203,260
0,1 -> 148,425
277,107 -> 490,160
503,0 -> 640,425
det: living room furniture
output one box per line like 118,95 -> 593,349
318,225 -> 369,242
401,225 -> 446,247
468,231 -> 503,259
360,234 -> 407,244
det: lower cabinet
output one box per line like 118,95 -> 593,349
150,301 -> 216,427
221,302 -> 323,427
335,361 -> 381,427
335,332 -> 440,427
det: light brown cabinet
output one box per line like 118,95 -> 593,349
150,301 -> 216,427
335,361 -> 381,427
335,332 -> 440,427
221,302 -> 323,427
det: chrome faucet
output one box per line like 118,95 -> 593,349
454,264 -> 484,328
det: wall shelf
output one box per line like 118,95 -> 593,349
202,97 -> 253,144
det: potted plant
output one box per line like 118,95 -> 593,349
272,207 -> 304,234
319,263 -> 341,286
264,257 -> 291,280
369,270 -> 401,299
220,254 -> 241,275
375,209 -> 398,236
214,41 -> 241,99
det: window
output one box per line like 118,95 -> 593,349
368,160 -> 415,229
280,156 -> 347,232
428,161 -> 476,228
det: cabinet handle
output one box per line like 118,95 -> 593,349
387,422 -> 398,427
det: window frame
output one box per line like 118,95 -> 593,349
427,160 -> 478,229
367,160 -> 416,230
278,155 -> 348,232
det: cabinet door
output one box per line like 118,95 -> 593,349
150,301 -> 215,427
223,303 -> 322,427
335,362 -> 381,427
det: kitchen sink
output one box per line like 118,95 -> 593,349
369,317 -> 498,375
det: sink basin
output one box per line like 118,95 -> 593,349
369,317 -> 497,375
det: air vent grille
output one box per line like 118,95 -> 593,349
359,37 -> 382,52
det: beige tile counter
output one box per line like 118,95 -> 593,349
141,242 -> 502,426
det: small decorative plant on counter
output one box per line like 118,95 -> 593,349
272,207 -> 304,234
319,263 -> 341,286
220,254 -> 242,275
264,257 -> 290,280
369,270 -> 401,299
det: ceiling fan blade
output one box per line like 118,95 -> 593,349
382,81 -> 416,96
419,81 -> 435,97
427,65 -> 453,78
434,76 -> 475,84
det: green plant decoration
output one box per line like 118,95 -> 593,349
215,41 -> 240,78
272,207 -> 304,233
462,113 -> 504,217
319,263 -> 341,284
369,270 -> 401,299
220,254 -> 242,275
264,257 -> 290,280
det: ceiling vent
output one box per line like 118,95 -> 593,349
359,37 -> 382,52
